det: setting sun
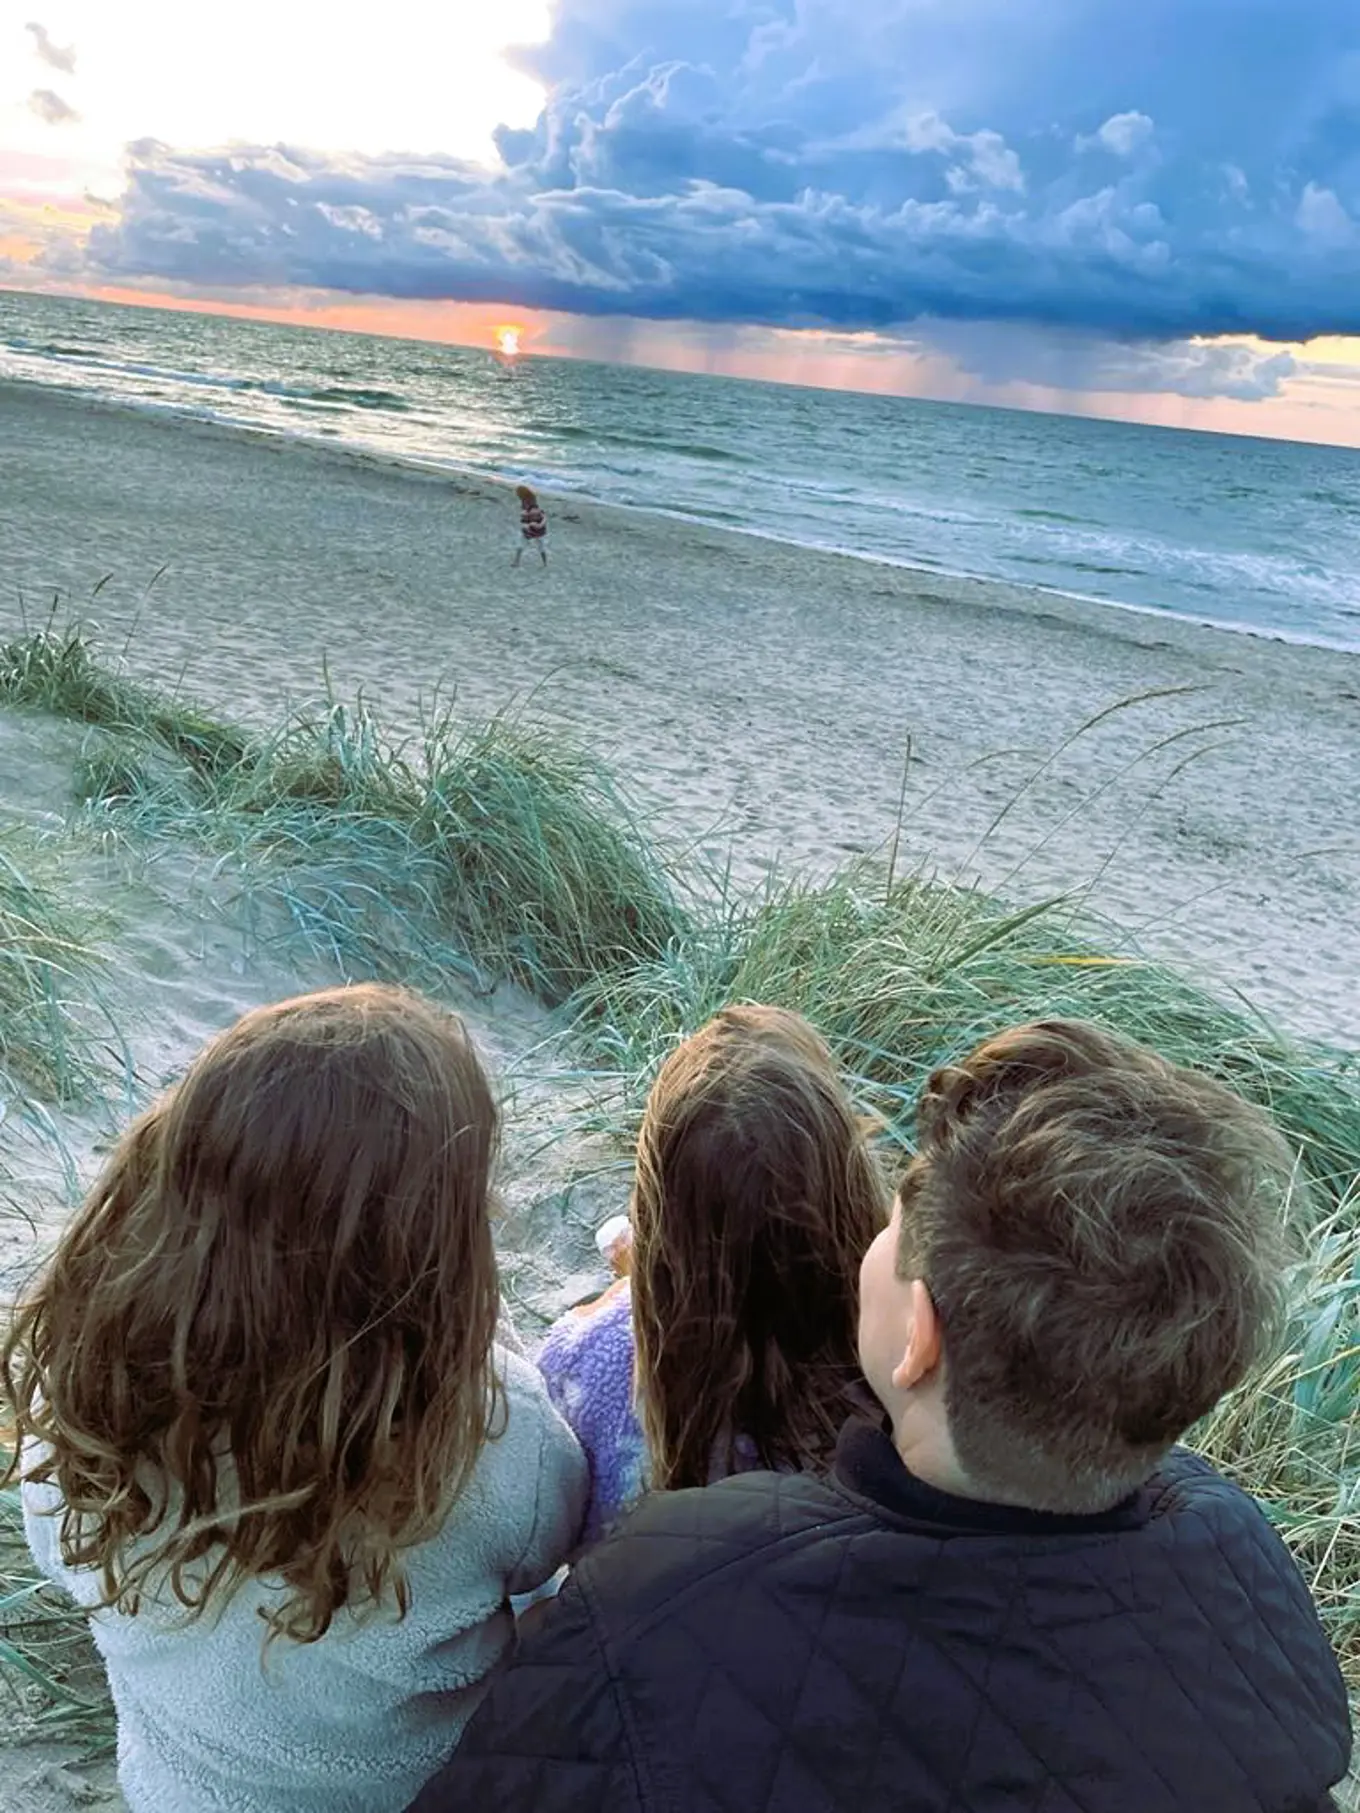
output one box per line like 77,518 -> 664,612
494,325 -> 523,358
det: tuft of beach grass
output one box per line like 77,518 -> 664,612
0,1457 -> 116,1759
0,614 -> 249,779
61,656 -> 692,1004
575,862 -> 1360,1202
0,832 -> 109,1104
1195,1176 -> 1360,1693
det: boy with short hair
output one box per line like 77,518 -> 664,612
414,1019 -> 1351,1813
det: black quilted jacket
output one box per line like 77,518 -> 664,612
412,1422 -> 1351,1813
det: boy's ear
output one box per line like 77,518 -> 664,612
891,1281 -> 942,1393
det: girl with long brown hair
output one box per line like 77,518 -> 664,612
4,984 -> 585,1813
537,1004 -> 887,1542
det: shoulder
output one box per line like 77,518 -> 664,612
481,1345 -> 585,1494
536,1293 -> 639,1474
574,1469 -> 866,1625
494,1344 -> 577,1439
619,1463 -> 858,1550
1142,1449 -> 1313,1579
538,1288 -> 633,1377
1144,1449 -> 1281,1532
1135,1451 -> 1344,1668
410,1349 -> 584,1563
536,1296 -> 636,1444
20,1474 -> 72,1592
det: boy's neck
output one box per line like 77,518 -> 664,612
840,1418 -> 1149,1538
890,1412 -> 990,1503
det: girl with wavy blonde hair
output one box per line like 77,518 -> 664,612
4,984 -> 585,1813
537,1004 -> 887,1541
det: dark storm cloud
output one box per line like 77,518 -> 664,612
86,0 -> 1360,380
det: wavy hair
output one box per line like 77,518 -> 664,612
631,1004 -> 888,1491
3,984 -> 502,1643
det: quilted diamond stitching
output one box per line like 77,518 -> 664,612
445,1458 -> 1347,1813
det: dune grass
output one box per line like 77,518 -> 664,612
1195,1176 -> 1360,1700
0,613 -> 249,779
0,1464 -> 114,1757
20,614 -> 693,1003
0,620 -> 1357,1758
0,821 -> 117,1750
0,832 -> 108,1104
576,864 -> 1360,1206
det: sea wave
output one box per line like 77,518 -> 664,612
520,419 -> 747,463
0,340 -> 413,413
1014,507 -> 1094,526
23,339 -> 109,360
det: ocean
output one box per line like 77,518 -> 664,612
3,287 -> 1359,653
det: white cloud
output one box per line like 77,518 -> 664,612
1,3 -> 552,181
24,21 -> 76,75
899,111 -> 1024,192
900,112 -> 955,156
1296,183 -> 1355,247
924,320 -> 1297,400
1080,111 -> 1155,158
28,87 -> 79,125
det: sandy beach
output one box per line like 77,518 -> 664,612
8,0 -> 1360,1793
0,378 -> 1357,1807
2,378 -> 1356,1049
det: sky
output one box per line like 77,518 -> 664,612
4,0 -> 1360,445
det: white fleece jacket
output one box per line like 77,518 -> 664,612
24,1348 -> 587,1813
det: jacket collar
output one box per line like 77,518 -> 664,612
833,1415 -> 1151,1538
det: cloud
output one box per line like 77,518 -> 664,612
0,192 -> 87,273
1296,182 -> 1356,248
867,111 -> 1026,193
1294,358 -> 1360,386
28,88 -> 80,126
1080,112 -> 1155,159
25,21 -> 76,75
924,320 -> 1297,400
84,0 -> 1360,367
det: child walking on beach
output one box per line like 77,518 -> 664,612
5,985 -> 586,1813
536,1004 -> 887,1542
512,484 -> 548,566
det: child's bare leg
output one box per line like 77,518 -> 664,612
512,545 -> 523,567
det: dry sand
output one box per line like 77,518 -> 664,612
2,377 -> 1357,1047
0,375 -> 1357,1807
